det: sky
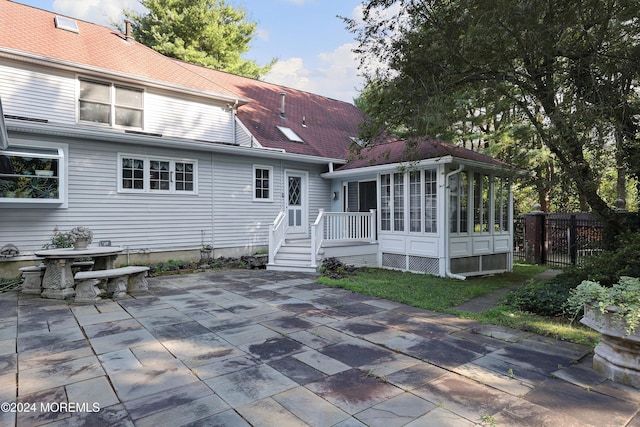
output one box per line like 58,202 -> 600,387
14,0 -> 367,104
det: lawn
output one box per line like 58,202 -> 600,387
318,262 -> 598,347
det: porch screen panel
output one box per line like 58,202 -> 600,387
393,172 -> 404,231
449,171 -> 468,234
460,172 -> 468,232
449,174 -> 459,233
380,174 -> 391,231
473,172 -> 490,232
494,176 -> 509,232
424,169 -> 437,233
482,174 -> 489,232
409,171 -> 421,232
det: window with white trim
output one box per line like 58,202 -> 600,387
0,145 -> 65,203
119,154 -> 196,193
254,165 -> 272,201
79,79 -> 143,128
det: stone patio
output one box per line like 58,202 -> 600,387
1,269 -> 639,426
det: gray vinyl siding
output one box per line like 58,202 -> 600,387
211,157 -> 331,249
1,133 -> 214,253
0,61 -> 235,144
145,90 -> 234,142
0,60 -> 76,124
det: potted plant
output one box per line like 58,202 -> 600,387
566,277 -> 640,389
200,244 -> 213,262
68,226 -> 93,250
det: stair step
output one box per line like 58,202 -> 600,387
267,263 -> 318,273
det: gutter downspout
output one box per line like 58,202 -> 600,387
444,165 -> 466,280
231,99 -> 239,145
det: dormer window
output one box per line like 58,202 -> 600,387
276,126 -> 304,143
79,79 -> 143,128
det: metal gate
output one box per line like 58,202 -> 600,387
513,213 -> 604,266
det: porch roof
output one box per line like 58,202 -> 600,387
337,138 -> 511,172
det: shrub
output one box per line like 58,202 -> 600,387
554,230 -> 640,288
502,279 -> 573,317
505,230 -> 640,318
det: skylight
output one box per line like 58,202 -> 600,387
276,126 -> 304,143
54,16 -> 79,33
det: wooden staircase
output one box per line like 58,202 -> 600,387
267,238 -> 320,273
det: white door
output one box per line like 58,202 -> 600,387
286,170 -> 307,235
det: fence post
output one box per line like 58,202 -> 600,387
525,204 -> 546,264
569,214 -> 577,265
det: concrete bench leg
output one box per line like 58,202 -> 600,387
106,276 -> 127,299
75,279 -> 103,303
21,270 -> 45,295
127,272 -> 149,295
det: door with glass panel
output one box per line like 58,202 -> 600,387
285,170 -> 307,234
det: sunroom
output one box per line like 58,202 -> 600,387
320,138 -> 514,278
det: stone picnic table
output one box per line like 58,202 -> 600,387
33,247 -> 124,299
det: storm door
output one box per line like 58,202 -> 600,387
286,170 -> 307,234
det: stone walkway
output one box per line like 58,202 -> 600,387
1,270 -> 638,426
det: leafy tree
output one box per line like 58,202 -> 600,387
123,0 -> 274,78
347,0 -> 640,230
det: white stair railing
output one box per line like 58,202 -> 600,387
311,209 -> 377,267
320,210 -> 377,242
310,209 -> 325,267
268,211 -> 287,265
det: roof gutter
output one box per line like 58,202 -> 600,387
321,156 -> 454,178
6,120 -> 346,165
322,156 -> 515,179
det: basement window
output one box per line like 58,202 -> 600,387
54,16 -> 79,33
276,126 -> 304,143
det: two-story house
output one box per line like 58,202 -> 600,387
0,1 -> 514,279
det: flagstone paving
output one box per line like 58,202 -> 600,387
1,269 -> 639,426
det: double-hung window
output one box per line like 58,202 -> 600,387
119,154 -> 196,193
254,165 -> 273,201
0,144 -> 65,204
79,79 -> 143,128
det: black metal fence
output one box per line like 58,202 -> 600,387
513,216 -> 526,261
513,213 -> 605,267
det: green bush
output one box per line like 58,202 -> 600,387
505,230 -> 640,318
502,279 -> 573,316
554,230 -> 640,288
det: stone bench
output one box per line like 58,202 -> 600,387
19,265 -> 46,295
20,261 -> 95,296
74,266 -> 150,302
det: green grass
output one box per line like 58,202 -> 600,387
318,263 -> 549,311
318,262 -> 598,347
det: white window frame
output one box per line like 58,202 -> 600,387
0,141 -> 67,207
78,78 -> 144,129
253,165 -> 273,202
117,153 -> 197,194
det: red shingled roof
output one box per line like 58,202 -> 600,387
338,137 -> 511,170
178,61 -> 367,159
0,1 -> 239,100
